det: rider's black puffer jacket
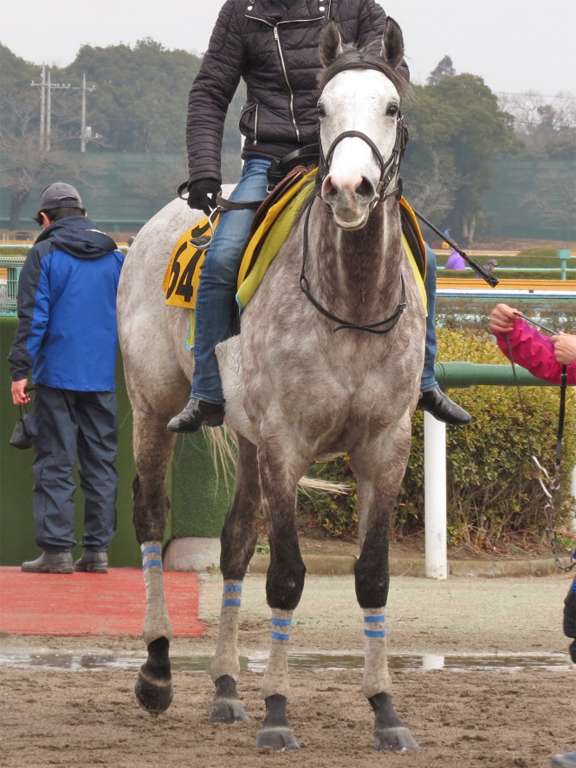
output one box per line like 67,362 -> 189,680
186,0 -> 397,184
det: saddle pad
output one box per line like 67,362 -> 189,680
162,168 -> 318,312
163,215 -> 220,309
400,197 -> 427,281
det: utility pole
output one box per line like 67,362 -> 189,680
46,69 -> 51,151
31,65 -> 46,150
76,74 -> 96,152
31,67 -> 86,152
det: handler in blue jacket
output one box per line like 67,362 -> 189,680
7,182 -> 124,574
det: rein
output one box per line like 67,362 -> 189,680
300,200 -> 406,334
505,315 -> 574,571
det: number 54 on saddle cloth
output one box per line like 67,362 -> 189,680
162,167 -> 427,349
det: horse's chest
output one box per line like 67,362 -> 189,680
275,339 -> 416,434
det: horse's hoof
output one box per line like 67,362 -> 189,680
209,698 -> 249,723
134,667 -> 173,715
373,726 -> 419,752
256,726 -> 300,751
210,674 -> 248,723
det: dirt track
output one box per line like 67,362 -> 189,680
1,572 -> 574,767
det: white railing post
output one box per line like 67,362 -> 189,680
424,411 -> 448,579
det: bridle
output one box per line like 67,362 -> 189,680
317,115 -> 408,206
301,90 -> 409,334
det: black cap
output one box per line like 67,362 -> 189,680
38,182 -> 84,212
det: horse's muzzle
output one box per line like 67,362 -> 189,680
321,173 -> 376,229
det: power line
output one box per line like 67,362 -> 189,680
30,67 -> 95,152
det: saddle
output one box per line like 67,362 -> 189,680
163,169 -> 427,347
162,166 -> 318,312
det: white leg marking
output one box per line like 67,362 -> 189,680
210,580 -> 243,682
141,541 -> 173,646
362,607 -> 391,699
261,608 -> 293,700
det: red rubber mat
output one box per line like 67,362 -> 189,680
0,567 -> 207,637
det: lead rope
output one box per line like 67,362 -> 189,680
505,328 -> 575,572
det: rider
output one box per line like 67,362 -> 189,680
167,0 -> 471,433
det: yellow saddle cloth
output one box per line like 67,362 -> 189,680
162,168 -> 427,348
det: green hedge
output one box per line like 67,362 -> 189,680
516,246 -> 567,259
439,268 -> 575,280
436,253 -> 575,270
0,248 -> 29,256
301,329 -> 576,545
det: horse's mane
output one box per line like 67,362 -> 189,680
318,41 -> 412,101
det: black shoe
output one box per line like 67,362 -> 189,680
21,551 -> 74,574
74,550 -> 108,573
418,387 -> 472,425
167,398 -> 225,433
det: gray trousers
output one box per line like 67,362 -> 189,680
32,385 -> 118,552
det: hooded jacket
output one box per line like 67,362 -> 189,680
8,216 -> 124,391
186,0 -> 396,183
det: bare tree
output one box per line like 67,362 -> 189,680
404,148 -> 463,221
498,90 -> 576,157
520,169 -> 576,228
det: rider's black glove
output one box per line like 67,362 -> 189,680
187,179 -> 221,216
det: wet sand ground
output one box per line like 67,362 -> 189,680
1,572 -> 574,767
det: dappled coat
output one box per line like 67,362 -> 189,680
186,0 -> 401,183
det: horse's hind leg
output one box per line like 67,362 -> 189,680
209,434 -> 261,723
132,411 -> 178,716
350,424 -> 419,752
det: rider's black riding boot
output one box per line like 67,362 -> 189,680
418,387 -> 472,426
167,398 -> 225,434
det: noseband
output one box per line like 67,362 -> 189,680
318,116 -> 408,204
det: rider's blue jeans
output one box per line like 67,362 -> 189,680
192,158 -> 272,404
421,243 -> 439,393
191,156 -> 438,403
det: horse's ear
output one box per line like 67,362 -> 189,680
319,20 -> 344,67
381,17 -> 404,69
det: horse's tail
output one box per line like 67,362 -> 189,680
206,427 -> 350,495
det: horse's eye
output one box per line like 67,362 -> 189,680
386,104 -> 399,117
318,103 -> 326,119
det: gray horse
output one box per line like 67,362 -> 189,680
118,19 -> 424,753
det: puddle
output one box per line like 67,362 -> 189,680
0,651 -> 572,673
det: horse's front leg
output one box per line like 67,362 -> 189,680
350,424 -> 419,752
255,434 -> 308,750
132,413 -> 178,715
209,435 -> 260,723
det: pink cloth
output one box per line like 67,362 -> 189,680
494,318 -> 576,385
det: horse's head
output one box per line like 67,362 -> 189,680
317,19 -> 409,230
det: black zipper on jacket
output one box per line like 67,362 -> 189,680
253,104 -> 259,144
273,24 -> 300,142
245,13 -> 326,144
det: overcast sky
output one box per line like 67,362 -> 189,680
2,0 -> 575,96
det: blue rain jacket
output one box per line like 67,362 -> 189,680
8,216 -> 124,391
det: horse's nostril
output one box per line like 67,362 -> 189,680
321,175 -> 338,199
356,177 -> 375,200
